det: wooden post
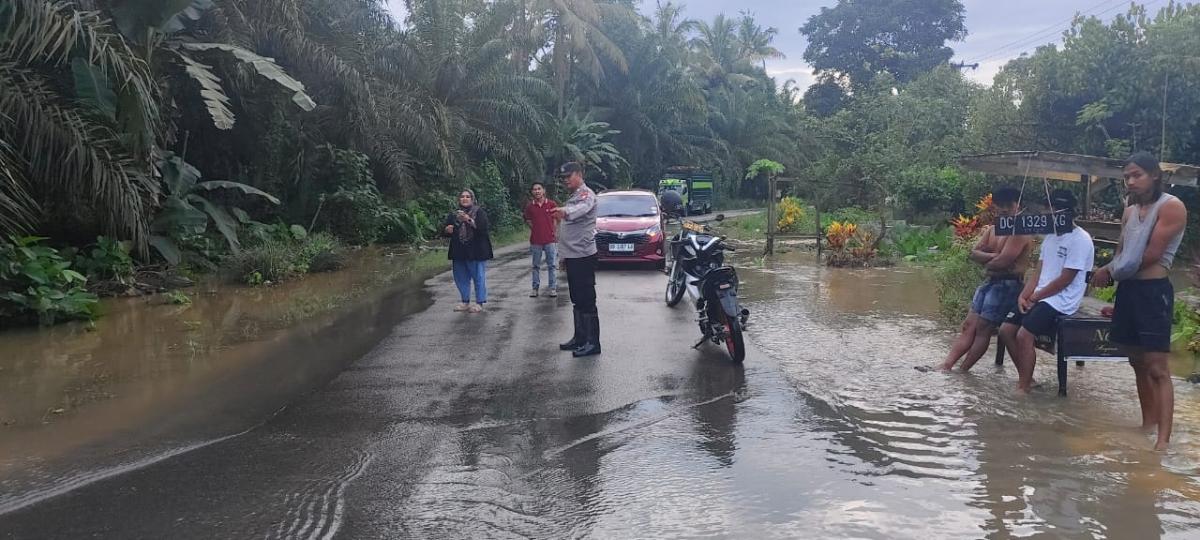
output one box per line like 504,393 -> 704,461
765,176 -> 777,255
1081,174 -> 1091,219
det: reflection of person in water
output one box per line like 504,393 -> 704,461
689,363 -> 746,467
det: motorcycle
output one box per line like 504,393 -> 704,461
661,208 -> 750,363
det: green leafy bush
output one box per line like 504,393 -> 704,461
934,240 -> 984,322
73,236 -> 135,282
229,231 -> 345,285
1173,298 -> 1200,348
379,202 -> 437,244
150,152 -> 281,265
820,207 -> 878,229
887,226 -> 953,262
0,236 -> 100,325
894,166 -> 963,215
299,232 -> 346,273
319,185 -> 395,245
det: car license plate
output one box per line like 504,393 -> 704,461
609,243 -> 634,252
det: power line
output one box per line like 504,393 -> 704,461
963,0 -> 1140,65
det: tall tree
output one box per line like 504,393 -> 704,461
800,0 -> 966,89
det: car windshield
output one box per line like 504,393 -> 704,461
597,195 -> 659,218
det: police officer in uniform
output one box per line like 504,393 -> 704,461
551,162 -> 601,357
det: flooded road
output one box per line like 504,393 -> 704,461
2,249 -> 1200,538
0,247 -> 445,515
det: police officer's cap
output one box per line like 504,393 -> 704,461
556,162 -> 584,178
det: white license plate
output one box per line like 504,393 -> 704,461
609,243 -> 635,252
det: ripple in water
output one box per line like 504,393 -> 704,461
739,256 -> 1200,538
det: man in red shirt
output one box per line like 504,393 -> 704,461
523,182 -> 559,297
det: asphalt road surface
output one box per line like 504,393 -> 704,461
0,243 -> 776,539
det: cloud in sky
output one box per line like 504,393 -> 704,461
382,0 -> 1155,89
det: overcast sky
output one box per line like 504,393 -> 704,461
383,0 -> 1177,89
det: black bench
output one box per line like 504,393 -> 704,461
995,315 -> 1128,396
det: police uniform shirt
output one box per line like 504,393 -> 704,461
559,183 -> 598,259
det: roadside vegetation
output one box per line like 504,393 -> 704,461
5,1 -> 1200,328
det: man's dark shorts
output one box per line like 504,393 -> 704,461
971,278 -> 1022,325
1111,278 -> 1174,353
1004,301 -> 1064,337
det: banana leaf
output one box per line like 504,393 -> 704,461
180,43 -> 317,112
195,181 -> 281,205
149,235 -> 182,266
187,194 -> 240,253
177,52 -> 235,130
151,197 -> 207,236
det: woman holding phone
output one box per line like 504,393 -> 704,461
444,189 -> 493,313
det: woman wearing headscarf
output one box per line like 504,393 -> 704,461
444,189 -> 494,313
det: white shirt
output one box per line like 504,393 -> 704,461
1035,226 -> 1095,315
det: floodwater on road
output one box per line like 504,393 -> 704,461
732,251 -> 1200,539
3,245 -> 1200,539
0,246 -> 443,514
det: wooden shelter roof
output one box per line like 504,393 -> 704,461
959,151 -> 1200,187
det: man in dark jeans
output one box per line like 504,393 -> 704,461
551,162 -> 601,357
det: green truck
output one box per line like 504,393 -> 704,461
657,167 -> 714,216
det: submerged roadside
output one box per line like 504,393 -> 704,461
0,242 -> 527,514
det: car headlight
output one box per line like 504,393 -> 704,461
646,224 -> 662,239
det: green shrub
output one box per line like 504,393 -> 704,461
300,232 -> 346,273
934,240 -> 984,322
0,236 -> 100,325
886,226 -> 953,262
73,236 -> 135,282
319,185 -> 391,245
1172,297 -> 1200,347
229,231 -> 346,284
894,166 -> 963,215
820,207 -> 878,229
230,239 -> 303,284
379,202 -> 437,244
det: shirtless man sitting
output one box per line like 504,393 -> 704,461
941,187 -> 1034,372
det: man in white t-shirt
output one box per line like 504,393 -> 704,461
998,189 -> 1095,393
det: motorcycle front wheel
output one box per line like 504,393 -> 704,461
664,260 -> 685,307
722,312 -> 746,363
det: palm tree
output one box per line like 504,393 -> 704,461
652,1 -> 696,60
1,0 -> 163,243
736,12 -> 784,68
384,0 -> 553,181
539,0 -> 632,118
691,13 -> 740,80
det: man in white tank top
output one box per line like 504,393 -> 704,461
1092,152 -> 1187,451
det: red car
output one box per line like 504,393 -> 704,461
594,190 -> 665,269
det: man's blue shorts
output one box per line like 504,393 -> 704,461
971,278 -> 1023,325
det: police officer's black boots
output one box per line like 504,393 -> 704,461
573,313 -> 601,357
559,308 -> 585,350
